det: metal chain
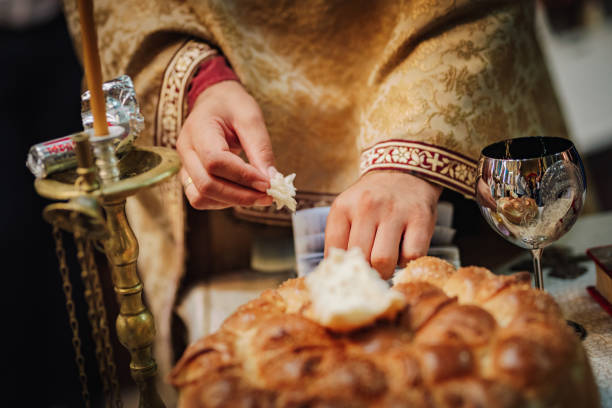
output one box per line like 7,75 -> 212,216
74,231 -> 111,407
52,225 -> 91,408
86,240 -> 123,408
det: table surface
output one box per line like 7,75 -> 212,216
497,211 -> 612,407
178,211 -> 612,407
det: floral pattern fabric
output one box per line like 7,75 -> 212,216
361,140 -> 477,197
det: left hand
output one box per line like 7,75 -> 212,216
324,171 -> 442,279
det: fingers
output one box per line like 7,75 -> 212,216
370,221 -> 405,280
323,172 -> 440,279
189,119 -> 270,192
347,216 -> 377,263
199,149 -> 270,193
180,150 -> 272,209
180,169 -> 229,210
324,207 -> 350,257
400,216 -> 435,266
184,187 -> 230,210
233,107 -> 275,175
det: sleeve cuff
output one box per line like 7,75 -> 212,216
360,140 -> 478,198
155,39 -> 217,148
187,56 -> 240,112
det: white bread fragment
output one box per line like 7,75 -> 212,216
304,247 -> 405,332
266,167 -> 297,212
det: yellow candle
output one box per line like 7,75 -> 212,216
77,0 -> 108,137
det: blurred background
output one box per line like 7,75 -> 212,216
1,0 -> 611,406
538,0 -> 612,210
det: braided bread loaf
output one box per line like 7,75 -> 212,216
170,256 -> 599,407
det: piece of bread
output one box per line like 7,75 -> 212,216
303,248 -> 405,332
170,255 -> 599,408
266,167 -> 297,212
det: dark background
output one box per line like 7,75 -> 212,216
1,12 -> 109,408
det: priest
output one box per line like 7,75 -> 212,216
62,0 -> 567,402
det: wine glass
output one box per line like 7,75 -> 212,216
476,136 -> 586,291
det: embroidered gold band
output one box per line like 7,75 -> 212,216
156,39 -> 217,148
360,140 -> 477,198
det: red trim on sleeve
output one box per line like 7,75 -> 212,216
360,140 -> 478,198
187,55 -> 240,112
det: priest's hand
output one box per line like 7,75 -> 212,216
177,81 -> 275,209
324,171 -> 442,279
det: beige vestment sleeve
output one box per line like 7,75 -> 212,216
359,2 -> 567,198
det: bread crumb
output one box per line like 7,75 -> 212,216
266,167 -> 297,212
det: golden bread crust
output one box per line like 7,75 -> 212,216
170,257 -> 599,407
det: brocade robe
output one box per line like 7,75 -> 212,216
62,0 -> 566,401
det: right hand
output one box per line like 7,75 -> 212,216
177,80 -> 275,210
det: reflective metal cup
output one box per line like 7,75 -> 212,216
475,136 -> 586,289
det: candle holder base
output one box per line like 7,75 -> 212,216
37,142 -> 179,408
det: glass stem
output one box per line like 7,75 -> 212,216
531,248 -> 544,290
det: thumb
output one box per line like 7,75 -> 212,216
233,110 -> 275,178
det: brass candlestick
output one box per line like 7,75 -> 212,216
38,1 -> 176,405
38,131 -> 179,407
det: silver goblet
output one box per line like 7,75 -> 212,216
476,136 -> 586,290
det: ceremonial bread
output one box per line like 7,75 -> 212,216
170,255 -> 599,407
